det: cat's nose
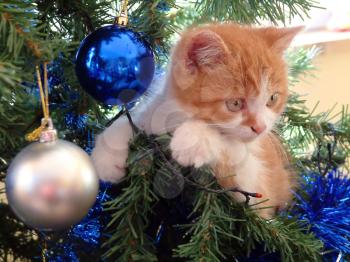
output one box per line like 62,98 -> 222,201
251,124 -> 266,134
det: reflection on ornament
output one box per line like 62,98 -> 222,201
75,25 -> 155,106
6,139 -> 99,231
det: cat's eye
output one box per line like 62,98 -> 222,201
266,93 -> 279,107
226,99 -> 244,112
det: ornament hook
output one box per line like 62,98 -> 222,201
26,62 -> 56,142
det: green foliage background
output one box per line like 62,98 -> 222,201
0,0 -> 349,261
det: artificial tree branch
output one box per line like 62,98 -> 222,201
149,136 -> 262,204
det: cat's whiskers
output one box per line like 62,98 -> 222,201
267,128 -> 289,162
205,123 -> 233,128
151,122 -> 186,134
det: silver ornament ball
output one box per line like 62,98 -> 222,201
6,139 -> 99,231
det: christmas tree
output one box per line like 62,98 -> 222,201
1,0 -> 350,261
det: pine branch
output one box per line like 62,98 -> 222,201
0,2 -> 38,59
0,203 -> 40,261
287,46 -> 320,86
1,1 -> 348,261
175,168 -> 323,262
194,0 -> 320,24
103,134 -> 158,261
128,0 -> 179,61
35,0 -> 114,40
174,188 -> 245,262
0,3 -> 65,61
281,99 -> 349,172
0,61 -> 21,87
273,47 -> 350,172
105,132 -> 323,261
0,1 -> 112,161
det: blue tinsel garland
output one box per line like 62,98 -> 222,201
65,113 -> 88,130
43,181 -> 111,262
294,170 -> 350,255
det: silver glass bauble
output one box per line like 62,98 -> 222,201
5,121 -> 99,231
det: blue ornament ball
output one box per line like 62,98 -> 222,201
75,25 -> 155,105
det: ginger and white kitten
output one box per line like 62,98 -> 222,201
91,23 -> 302,218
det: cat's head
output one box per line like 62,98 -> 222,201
170,23 -> 302,142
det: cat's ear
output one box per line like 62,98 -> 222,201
259,26 -> 304,53
186,30 -> 229,72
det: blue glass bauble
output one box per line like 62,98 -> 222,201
75,25 -> 155,105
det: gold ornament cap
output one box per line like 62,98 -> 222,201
40,118 -> 57,143
115,12 -> 128,26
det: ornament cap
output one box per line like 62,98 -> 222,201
115,12 -> 128,26
40,118 -> 57,143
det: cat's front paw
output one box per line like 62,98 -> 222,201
91,139 -> 128,183
170,121 -> 221,168
91,117 -> 133,183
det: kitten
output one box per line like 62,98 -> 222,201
91,23 -> 302,218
